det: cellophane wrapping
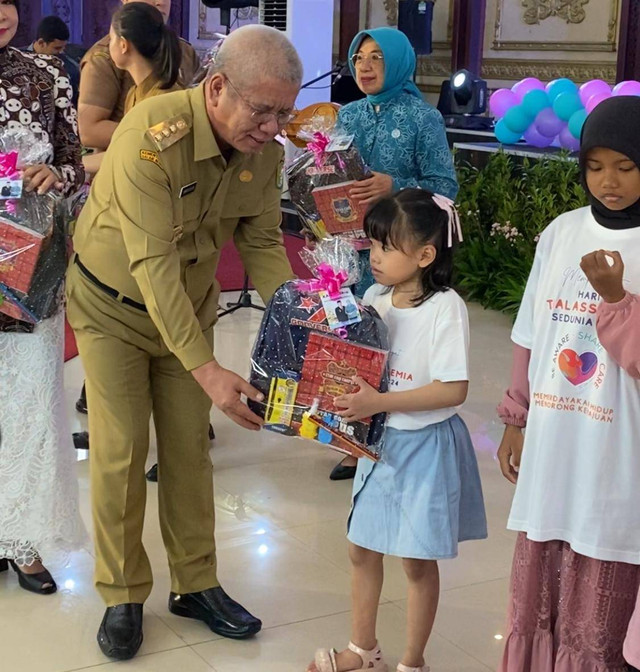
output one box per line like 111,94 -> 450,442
0,128 -> 67,324
287,119 -> 371,245
249,240 -> 389,460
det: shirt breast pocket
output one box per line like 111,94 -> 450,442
220,188 -> 264,220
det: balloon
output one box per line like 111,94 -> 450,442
495,119 -> 522,145
503,106 -> 533,134
523,126 -> 553,148
585,91 -> 611,114
568,109 -> 588,139
612,80 -> 640,97
490,88 -> 518,118
559,125 -> 580,152
521,89 -> 551,118
553,92 -> 583,122
512,77 -> 545,102
535,107 -> 565,138
546,78 -> 579,103
579,79 -> 611,106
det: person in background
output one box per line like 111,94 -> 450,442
110,2 -> 182,114
0,0 -> 86,596
78,0 -> 199,152
25,15 -> 80,107
330,27 -> 458,482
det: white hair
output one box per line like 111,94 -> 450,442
211,25 -> 303,88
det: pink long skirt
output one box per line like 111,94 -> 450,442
499,533 -> 640,672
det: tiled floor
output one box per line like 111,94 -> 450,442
0,293 -> 518,672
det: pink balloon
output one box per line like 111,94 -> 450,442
512,77 -> 545,102
559,125 -> 580,152
490,88 -> 518,118
579,80 -> 612,106
585,91 -> 612,114
612,80 -> 640,97
523,126 -> 553,149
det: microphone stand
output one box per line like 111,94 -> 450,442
300,62 -> 347,90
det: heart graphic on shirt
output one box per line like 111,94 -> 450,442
558,349 -> 598,386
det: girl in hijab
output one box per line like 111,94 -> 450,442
330,28 -> 458,482
496,95 -> 640,671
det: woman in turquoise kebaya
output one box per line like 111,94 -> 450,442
330,27 -> 459,482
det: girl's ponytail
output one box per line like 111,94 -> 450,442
155,23 -> 181,89
111,2 -> 182,90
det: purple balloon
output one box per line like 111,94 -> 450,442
523,126 -> 553,149
585,91 -> 612,114
512,77 -> 545,102
579,80 -> 611,106
559,125 -> 580,152
535,107 -> 564,138
612,80 -> 640,97
490,88 -> 518,118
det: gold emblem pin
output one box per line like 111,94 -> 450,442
239,170 -> 253,183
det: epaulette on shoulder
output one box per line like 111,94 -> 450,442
147,114 -> 192,152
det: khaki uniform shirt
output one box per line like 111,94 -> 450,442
79,35 -> 200,123
73,84 -> 292,371
124,74 -> 183,115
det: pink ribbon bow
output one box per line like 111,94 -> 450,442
0,151 -> 19,179
295,263 -> 348,300
307,132 -> 345,171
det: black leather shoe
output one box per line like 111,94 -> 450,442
76,384 -> 88,415
209,424 -> 215,441
329,461 -> 357,481
73,431 -> 90,450
168,586 -> 261,639
97,604 -> 143,660
145,464 -> 158,482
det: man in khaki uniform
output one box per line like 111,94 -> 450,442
78,0 -> 200,150
67,25 -> 302,661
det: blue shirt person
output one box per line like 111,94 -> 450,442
337,28 -> 458,298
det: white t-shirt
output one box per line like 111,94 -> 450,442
363,284 -> 470,430
509,206 -> 640,564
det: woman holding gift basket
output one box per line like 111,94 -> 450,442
330,27 -> 458,481
0,0 -> 86,594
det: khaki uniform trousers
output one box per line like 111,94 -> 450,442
66,261 -> 219,606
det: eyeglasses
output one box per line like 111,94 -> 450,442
225,77 -> 296,128
351,53 -> 385,68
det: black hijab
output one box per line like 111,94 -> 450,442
579,95 -> 640,230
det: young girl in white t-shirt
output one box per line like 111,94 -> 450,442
307,189 -> 487,672
497,95 -> 640,671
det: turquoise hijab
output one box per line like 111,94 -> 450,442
348,28 -> 422,105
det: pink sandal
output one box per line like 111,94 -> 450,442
311,640 -> 388,672
396,664 -> 430,672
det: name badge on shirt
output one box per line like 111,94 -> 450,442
179,182 -> 197,198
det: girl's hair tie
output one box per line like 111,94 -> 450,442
431,193 -> 463,248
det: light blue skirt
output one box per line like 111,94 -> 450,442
347,415 -> 488,560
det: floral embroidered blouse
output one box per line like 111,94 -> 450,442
337,92 -> 458,200
0,46 -> 84,196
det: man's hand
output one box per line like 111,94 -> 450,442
349,172 -> 394,206
334,376 -> 383,422
192,360 -> 264,431
23,165 -> 63,195
580,250 -> 626,304
497,424 -> 524,484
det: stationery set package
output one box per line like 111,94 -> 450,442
0,128 -> 66,323
249,239 -> 389,460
